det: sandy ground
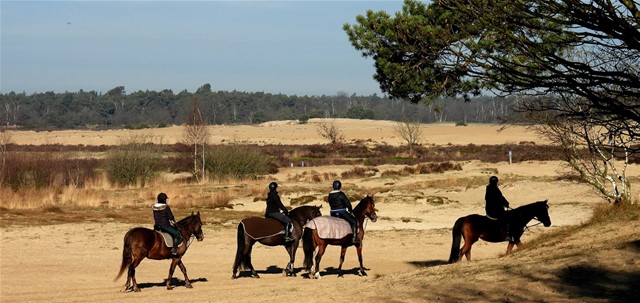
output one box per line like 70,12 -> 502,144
1,121 -> 638,302
6,119 -> 546,146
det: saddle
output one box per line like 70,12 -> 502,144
484,215 -> 513,241
240,217 -> 287,240
304,216 -> 352,239
154,230 -> 184,248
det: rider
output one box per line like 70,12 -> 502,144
485,176 -> 512,241
265,182 -> 294,243
328,180 -> 359,244
153,193 -> 182,255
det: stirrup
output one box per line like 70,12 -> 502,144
171,247 -> 179,255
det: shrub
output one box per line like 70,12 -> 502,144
205,145 -> 273,180
105,141 -> 162,187
0,152 -> 99,190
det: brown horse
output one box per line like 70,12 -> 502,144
448,200 -> 551,263
232,205 -> 322,278
115,212 -> 204,292
302,195 -> 378,279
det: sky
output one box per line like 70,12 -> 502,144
1,1 -> 406,96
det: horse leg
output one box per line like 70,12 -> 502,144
165,258 -> 180,290
337,246 -> 348,278
127,257 -> 143,292
286,242 -> 299,277
459,236 -> 477,262
506,241 -> 521,255
313,244 -> 327,279
356,243 -> 367,276
177,260 -> 193,288
245,245 -> 260,278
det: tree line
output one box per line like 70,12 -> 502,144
0,83 -> 517,130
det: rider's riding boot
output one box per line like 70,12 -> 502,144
171,239 -> 179,255
284,223 -> 294,242
352,228 -> 360,244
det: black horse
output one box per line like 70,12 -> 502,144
448,200 -> 551,263
232,205 -> 322,278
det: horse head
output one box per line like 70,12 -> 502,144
535,200 -> 552,227
186,211 -> 204,241
290,205 -> 323,224
355,195 -> 378,223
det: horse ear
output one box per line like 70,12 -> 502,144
317,204 -> 322,209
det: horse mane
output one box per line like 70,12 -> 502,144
176,213 -> 197,228
511,200 -> 548,217
353,196 -> 372,215
289,205 -> 319,221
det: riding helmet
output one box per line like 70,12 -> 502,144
268,182 -> 278,191
157,192 -> 169,203
332,180 -> 342,190
489,176 -> 499,185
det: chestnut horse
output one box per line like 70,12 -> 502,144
302,195 -> 378,279
115,212 -> 204,292
232,205 -> 322,278
448,200 -> 551,263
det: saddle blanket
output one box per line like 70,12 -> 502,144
304,216 -> 352,240
240,217 -> 286,240
156,231 -> 184,248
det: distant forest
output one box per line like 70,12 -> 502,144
0,83 -> 517,130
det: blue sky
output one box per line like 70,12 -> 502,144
1,1 -> 405,96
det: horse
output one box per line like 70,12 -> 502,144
448,200 -> 551,263
115,212 -> 204,292
302,195 -> 378,279
232,204 -> 322,278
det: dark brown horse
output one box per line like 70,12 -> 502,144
115,212 -> 204,292
232,205 -> 322,278
302,195 -> 378,279
448,200 -> 551,263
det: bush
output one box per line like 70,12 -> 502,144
205,145 -> 273,180
105,141 -> 162,187
0,152 -> 99,190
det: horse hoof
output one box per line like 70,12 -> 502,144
314,272 -> 321,279
133,288 -> 141,292
185,284 -> 193,289
360,271 -> 368,277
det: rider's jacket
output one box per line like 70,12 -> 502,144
328,190 -> 353,215
265,190 -> 288,215
153,203 -> 175,228
485,184 -> 510,219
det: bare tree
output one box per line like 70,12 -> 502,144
393,120 -> 423,153
0,130 -> 11,179
183,101 -> 208,182
534,110 -> 632,204
316,120 -> 344,145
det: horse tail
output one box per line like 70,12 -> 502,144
302,227 -> 316,270
233,222 -> 248,270
115,230 -> 133,281
448,217 -> 464,263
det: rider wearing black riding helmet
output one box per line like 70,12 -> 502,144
265,182 -> 294,242
153,193 -> 182,255
327,180 -> 359,244
485,176 -> 512,241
